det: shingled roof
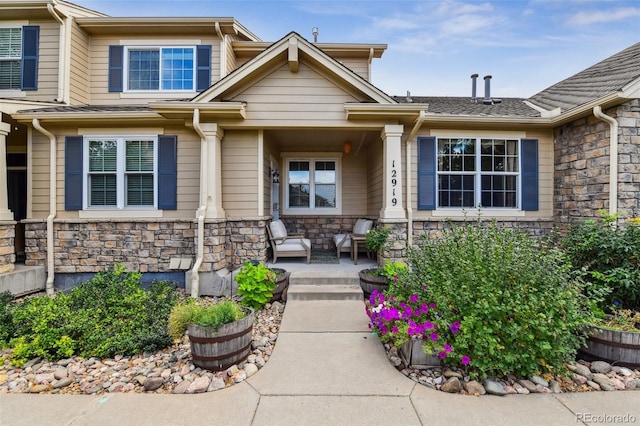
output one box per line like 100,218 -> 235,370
528,42 -> 640,112
392,96 -> 541,118
16,105 -> 156,114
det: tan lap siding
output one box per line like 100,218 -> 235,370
222,130 -> 259,218
21,20 -> 59,102
341,153 -> 368,215
367,141 -> 383,216
69,20 -> 90,104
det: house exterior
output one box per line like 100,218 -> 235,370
1,1 -> 638,296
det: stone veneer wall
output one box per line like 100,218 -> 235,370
379,221 -> 407,261
24,220 -> 196,273
554,100 -> 640,226
280,216 -> 374,250
225,218 -> 269,269
412,219 -> 554,243
0,222 -> 15,273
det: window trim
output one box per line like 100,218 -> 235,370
82,135 -> 158,211
123,45 -> 196,93
435,137 -> 522,210
282,153 -> 342,216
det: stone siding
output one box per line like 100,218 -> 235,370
225,219 -> 269,269
280,216 -> 374,250
24,220 -> 196,273
412,219 -> 554,244
0,222 -> 15,273
379,221 -> 407,261
554,100 -> 640,226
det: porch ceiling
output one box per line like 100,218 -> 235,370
266,129 -> 380,153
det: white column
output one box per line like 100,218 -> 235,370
201,123 -> 225,219
0,121 -> 14,221
380,124 -> 406,219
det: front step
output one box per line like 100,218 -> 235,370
289,271 -> 359,286
286,284 -> 363,301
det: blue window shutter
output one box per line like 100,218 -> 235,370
65,136 -> 83,210
158,135 -> 177,210
21,26 -> 39,90
108,45 -> 124,92
196,45 -> 211,92
417,137 -> 437,210
521,139 -> 539,211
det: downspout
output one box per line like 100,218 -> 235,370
190,109 -> 208,298
47,2 -> 67,103
215,22 -> 225,79
405,110 -> 427,248
593,105 -> 619,217
32,119 -> 56,295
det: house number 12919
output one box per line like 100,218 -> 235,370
391,160 -> 397,206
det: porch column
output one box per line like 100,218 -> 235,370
0,121 -> 14,221
380,124 -> 406,219
201,123 -> 225,219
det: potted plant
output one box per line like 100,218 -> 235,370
365,225 -> 391,266
268,267 -> 290,302
168,299 -> 254,371
234,261 -> 277,310
582,307 -> 640,367
359,260 -> 408,298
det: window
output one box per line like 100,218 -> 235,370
85,137 -> 157,209
418,136 -> 538,211
286,159 -> 337,210
0,27 -> 22,90
126,47 -> 194,91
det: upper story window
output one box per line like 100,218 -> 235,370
85,136 -> 157,209
417,136 -> 539,212
109,44 -> 210,93
0,27 -> 21,90
285,158 -> 339,212
126,47 -> 194,91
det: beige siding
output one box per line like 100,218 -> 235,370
409,129 -> 554,219
367,141 -> 384,216
222,130 -> 259,218
30,126 -> 200,220
229,63 -> 360,125
69,21 -> 90,105
341,152 -> 368,215
20,20 -> 59,102
88,35 -> 222,105
224,35 -> 238,77
338,58 -> 369,81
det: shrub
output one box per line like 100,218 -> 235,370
0,291 -> 15,347
5,264 -> 180,365
168,299 -> 247,341
560,212 -> 640,311
404,222 -> 592,379
365,225 -> 390,253
235,262 -> 276,310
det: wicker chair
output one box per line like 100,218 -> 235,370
267,220 -> 311,264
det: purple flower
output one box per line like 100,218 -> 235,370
429,303 -> 436,309
444,343 -> 452,353
392,326 -> 399,334
420,303 -> 429,314
430,332 -> 438,341
438,351 -> 447,359
449,321 -> 461,334
461,355 -> 471,365
409,294 -> 419,303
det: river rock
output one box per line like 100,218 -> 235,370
549,380 -> 562,393
244,363 -> 258,378
208,376 -> 226,391
53,378 -> 73,389
463,380 -> 486,395
512,382 -> 529,395
54,368 -> 68,380
483,379 -> 507,396
572,364 -> 593,380
592,373 -> 614,391
186,376 -> 210,394
590,361 -> 612,374
143,377 -> 164,391
441,377 -> 461,393
517,379 -> 538,393
172,380 -> 191,394
530,375 -> 548,387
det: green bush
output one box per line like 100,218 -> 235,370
5,264 -> 180,365
0,291 -> 15,347
405,222 -> 592,379
560,212 -> 640,311
235,262 -> 276,310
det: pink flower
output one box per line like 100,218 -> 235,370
444,343 -> 452,353
430,332 -> 438,341
449,321 -> 461,333
438,351 -> 447,359
461,355 -> 471,365
409,294 -> 419,303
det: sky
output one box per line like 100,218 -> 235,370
71,0 -> 640,98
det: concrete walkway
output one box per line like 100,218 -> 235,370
1,284 -> 639,426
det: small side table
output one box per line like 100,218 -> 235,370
351,234 -> 366,265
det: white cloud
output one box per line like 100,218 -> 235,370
567,7 -> 640,25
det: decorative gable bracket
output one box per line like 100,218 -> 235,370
288,38 -> 299,73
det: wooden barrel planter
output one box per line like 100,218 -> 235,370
400,338 -> 441,368
187,307 -> 254,371
359,268 -> 388,299
580,326 -> 640,368
269,268 -> 290,302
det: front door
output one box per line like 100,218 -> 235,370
7,154 -> 26,262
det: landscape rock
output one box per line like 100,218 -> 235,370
186,376 -> 210,394
440,377 -> 462,393
590,361 -> 612,374
143,377 -> 164,391
483,379 -> 507,396
464,380 -> 486,395
572,364 -> 593,380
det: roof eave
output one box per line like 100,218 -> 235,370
150,101 -> 247,119
549,91 -> 629,126
12,111 -> 160,124
345,103 -> 430,121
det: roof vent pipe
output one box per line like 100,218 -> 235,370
483,75 -> 492,104
406,90 -> 412,103
312,27 -> 318,43
470,73 -> 478,103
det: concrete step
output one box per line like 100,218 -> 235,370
286,284 -> 364,301
289,271 -> 360,286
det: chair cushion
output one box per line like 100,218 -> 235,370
270,220 -> 288,244
333,234 -> 351,249
353,219 -> 373,235
278,238 -> 311,252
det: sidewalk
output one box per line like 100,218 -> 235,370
1,286 -> 639,426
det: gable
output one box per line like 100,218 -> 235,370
224,62 -> 367,125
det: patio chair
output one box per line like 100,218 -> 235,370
332,218 -> 373,259
267,220 -> 312,264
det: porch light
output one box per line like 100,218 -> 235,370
343,141 -> 352,154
